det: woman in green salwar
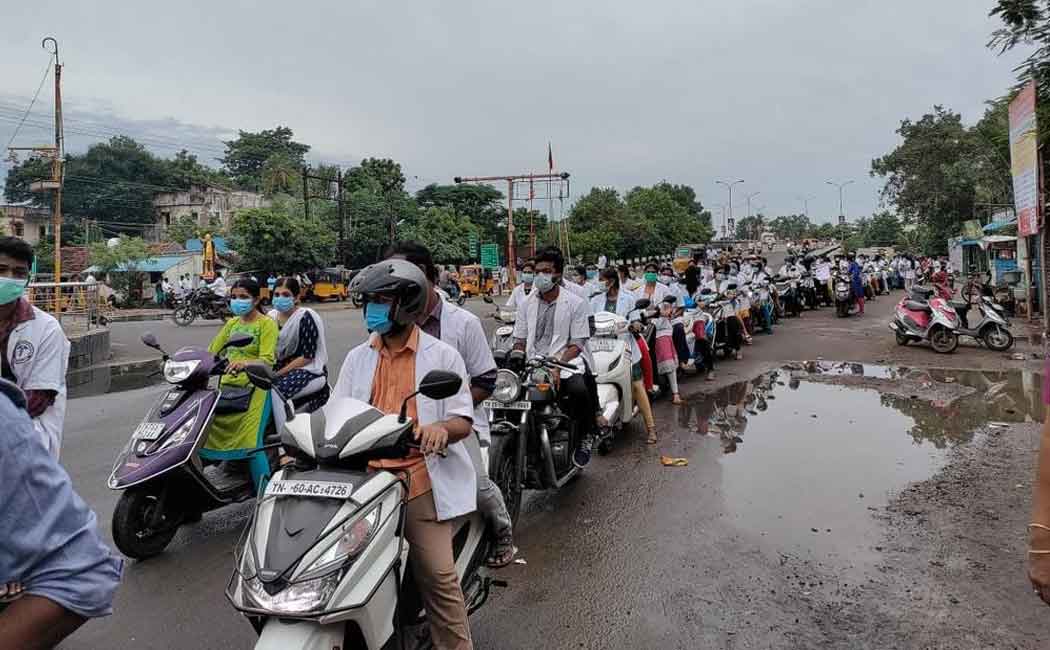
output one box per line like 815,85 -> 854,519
201,277 -> 279,463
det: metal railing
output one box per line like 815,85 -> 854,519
26,281 -> 109,332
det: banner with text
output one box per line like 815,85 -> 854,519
1009,80 -> 1040,237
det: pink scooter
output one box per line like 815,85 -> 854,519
889,286 -> 960,353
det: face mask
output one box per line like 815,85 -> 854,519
0,276 -> 27,305
521,272 -> 534,284
703,270 -> 714,280
716,274 -> 725,281
658,274 -> 673,285
272,296 -> 295,313
365,301 -> 394,334
598,280 -> 609,293
586,270 -> 598,280
644,272 -> 658,284
230,298 -> 254,316
534,273 -> 555,293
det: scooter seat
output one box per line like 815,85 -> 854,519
949,301 -> 969,312
903,300 -> 931,313
909,286 -> 934,300
292,384 -> 330,415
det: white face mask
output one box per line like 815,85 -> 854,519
598,280 -> 609,293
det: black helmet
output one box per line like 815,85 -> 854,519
349,259 -> 429,326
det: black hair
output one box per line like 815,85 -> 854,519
644,261 -> 658,272
384,240 -> 439,284
599,266 -> 620,291
521,258 -> 535,271
684,266 -> 700,295
231,276 -> 267,314
574,264 -> 587,279
535,246 -> 565,273
0,236 -> 34,269
275,276 -> 301,297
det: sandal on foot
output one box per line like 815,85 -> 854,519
486,541 -> 518,568
646,430 -> 658,444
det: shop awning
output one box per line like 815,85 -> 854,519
982,235 -> 1017,244
960,239 -> 982,246
85,254 -> 189,274
983,216 -> 1018,234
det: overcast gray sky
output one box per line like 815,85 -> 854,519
0,0 -> 1028,226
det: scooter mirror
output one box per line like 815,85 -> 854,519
634,298 -> 651,310
482,295 -> 493,304
417,370 -> 463,401
244,364 -> 276,390
141,332 -> 161,350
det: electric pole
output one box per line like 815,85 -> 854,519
302,165 -> 349,266
716,179 -> 745,239
826,179 -> 854,220
454,171 -> 570,287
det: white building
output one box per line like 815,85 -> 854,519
0,202 -> 51,244
153,184 -> 269,238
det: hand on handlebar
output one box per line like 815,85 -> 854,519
416,423 -> 450,456
226,360 -> 249,375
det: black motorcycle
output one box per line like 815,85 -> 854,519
485,352 -> 587,523
171,287 -> 231,326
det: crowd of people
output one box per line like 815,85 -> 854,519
0,228 -> 986,649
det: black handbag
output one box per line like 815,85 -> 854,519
215,386 -> 253,414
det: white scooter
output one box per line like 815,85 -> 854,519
227,367 -> 501,650
589,310 -> 636,454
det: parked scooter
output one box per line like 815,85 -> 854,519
227,367 -> 502,650
589,310 -> 637,453
833,272 -> 853,318
107,332 -> 307,559
951,295 -> 1014,351
889,287 -> 961,353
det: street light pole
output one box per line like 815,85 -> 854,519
826,179 -> 854,219
797,194 -> 815,219
716,179 -> 745,239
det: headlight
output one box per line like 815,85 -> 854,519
494,325 -> 514,338
164,359 -> 200,383
151,416 -> 196,454
594,320 -> 617,337
300,505 -> 381,580
243,571 -> 341,616
492,369 -> 521,403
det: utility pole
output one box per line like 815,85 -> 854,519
302,166 -> 349,265
454,171 -> 570,287
716,179 -> 745,239
745,191 -> 760,240
336,169 -> 345,264
797,194 -> 815,218
302,166 -> 311,221
826,179 -> 854,220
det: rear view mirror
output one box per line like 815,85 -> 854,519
417,370 -> 463,401
141,332 -> 161,350
224,333 -> 254,350
482,295 -> 493,304
634,298 -> 651,310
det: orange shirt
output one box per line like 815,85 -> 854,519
367,327 -> 431,500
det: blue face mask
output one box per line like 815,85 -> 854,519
0,276 -> 27,305
272,296 -> 295,313
521,272 -> 535,284
230,298 -> 254,316
586,270 -> 597,280
365,301 -> 394,334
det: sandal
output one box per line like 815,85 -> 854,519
672,394 -> 683,405
647,430 -> 658,444
486,539 -> 518,568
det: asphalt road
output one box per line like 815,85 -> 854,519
64,244 -> 891,649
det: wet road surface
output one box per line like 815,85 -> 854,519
61,281 -> 1043,649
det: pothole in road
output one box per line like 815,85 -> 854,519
675,361 -> 1043,579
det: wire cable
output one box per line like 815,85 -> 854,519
3,55 -> 54,152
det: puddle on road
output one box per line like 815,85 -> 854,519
673,363 -> 1043,573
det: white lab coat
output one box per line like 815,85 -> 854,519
6,305 -> 70,458
333,331 -> 477,521
513,286 -> 594,371
505,282 -> 533,315
438,300 -> 498,443
209,276 -> 227,297
590,289 -> 642,364
636,282 -> 669,304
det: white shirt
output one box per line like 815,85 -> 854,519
814,263 -> 831,281
597,255 -> 607,269
161,280 -> 172,292
436,299 -> 498,443
505,282 -> 533,314
6,303 -> 70,458
513,286 -> 594,371
333,330 -> 476,521
84,274 -> 96,285
209,276 -> 227,296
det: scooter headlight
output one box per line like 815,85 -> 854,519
300,505 -> 381,580
243,571 -> 342,616
163,359 -> 200,383
149,416 -> 197,454
492,369 -> 522,403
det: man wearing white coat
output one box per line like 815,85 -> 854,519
0,237 -> 70,458
336,259 -> 476,650
386,241 -> 517,568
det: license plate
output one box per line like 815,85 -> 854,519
134,422 -> 166,440
590,338 -> 619,352
265,479 -> 352,499
482,399 -> 531,411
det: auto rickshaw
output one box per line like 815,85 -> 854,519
458,264 -> 494,297
672,244 -> 705,274
303,268 -> 349,302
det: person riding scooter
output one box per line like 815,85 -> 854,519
202,277 -> 279,472
335,259 -> 478,650
266,276 -> 329,433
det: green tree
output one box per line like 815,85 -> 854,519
735,215 -> 764,240
89,236 -> 152,306
261,152 -> 301,196
401,206 -> 479,263
228,205 -> 336,274
653,181 -> 704,217
345,158 -> 406,195
809,222 -> 838,240
861,211 -> 903,247
416,183 -> 505,243
768,214 -> 812,241
163,215 -> 203,245
344,189 -> 395,268
221,126 -> 310,191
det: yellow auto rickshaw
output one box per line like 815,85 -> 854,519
672,244 -> 705,274
306,268 -> 349,302
458,265 -> 495,297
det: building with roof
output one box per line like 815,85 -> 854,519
152,184 -> 269,240
0,203 -> 52,245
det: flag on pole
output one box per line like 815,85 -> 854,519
548,142 -> 554,172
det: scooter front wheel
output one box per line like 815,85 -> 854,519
112,487 -> 180,559
895,333 -> 909,346
982,325 -> 1014,352
929,328 -> 959,354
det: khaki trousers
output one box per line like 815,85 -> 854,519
405,493 -> 473,650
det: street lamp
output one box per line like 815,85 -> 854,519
716,179 -> 745,239
825,180 -> 854,220
797,194 -> 815,218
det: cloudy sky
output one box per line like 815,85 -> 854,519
0,0 -> 1028,228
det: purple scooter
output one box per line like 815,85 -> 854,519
108,331 -> 283,559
